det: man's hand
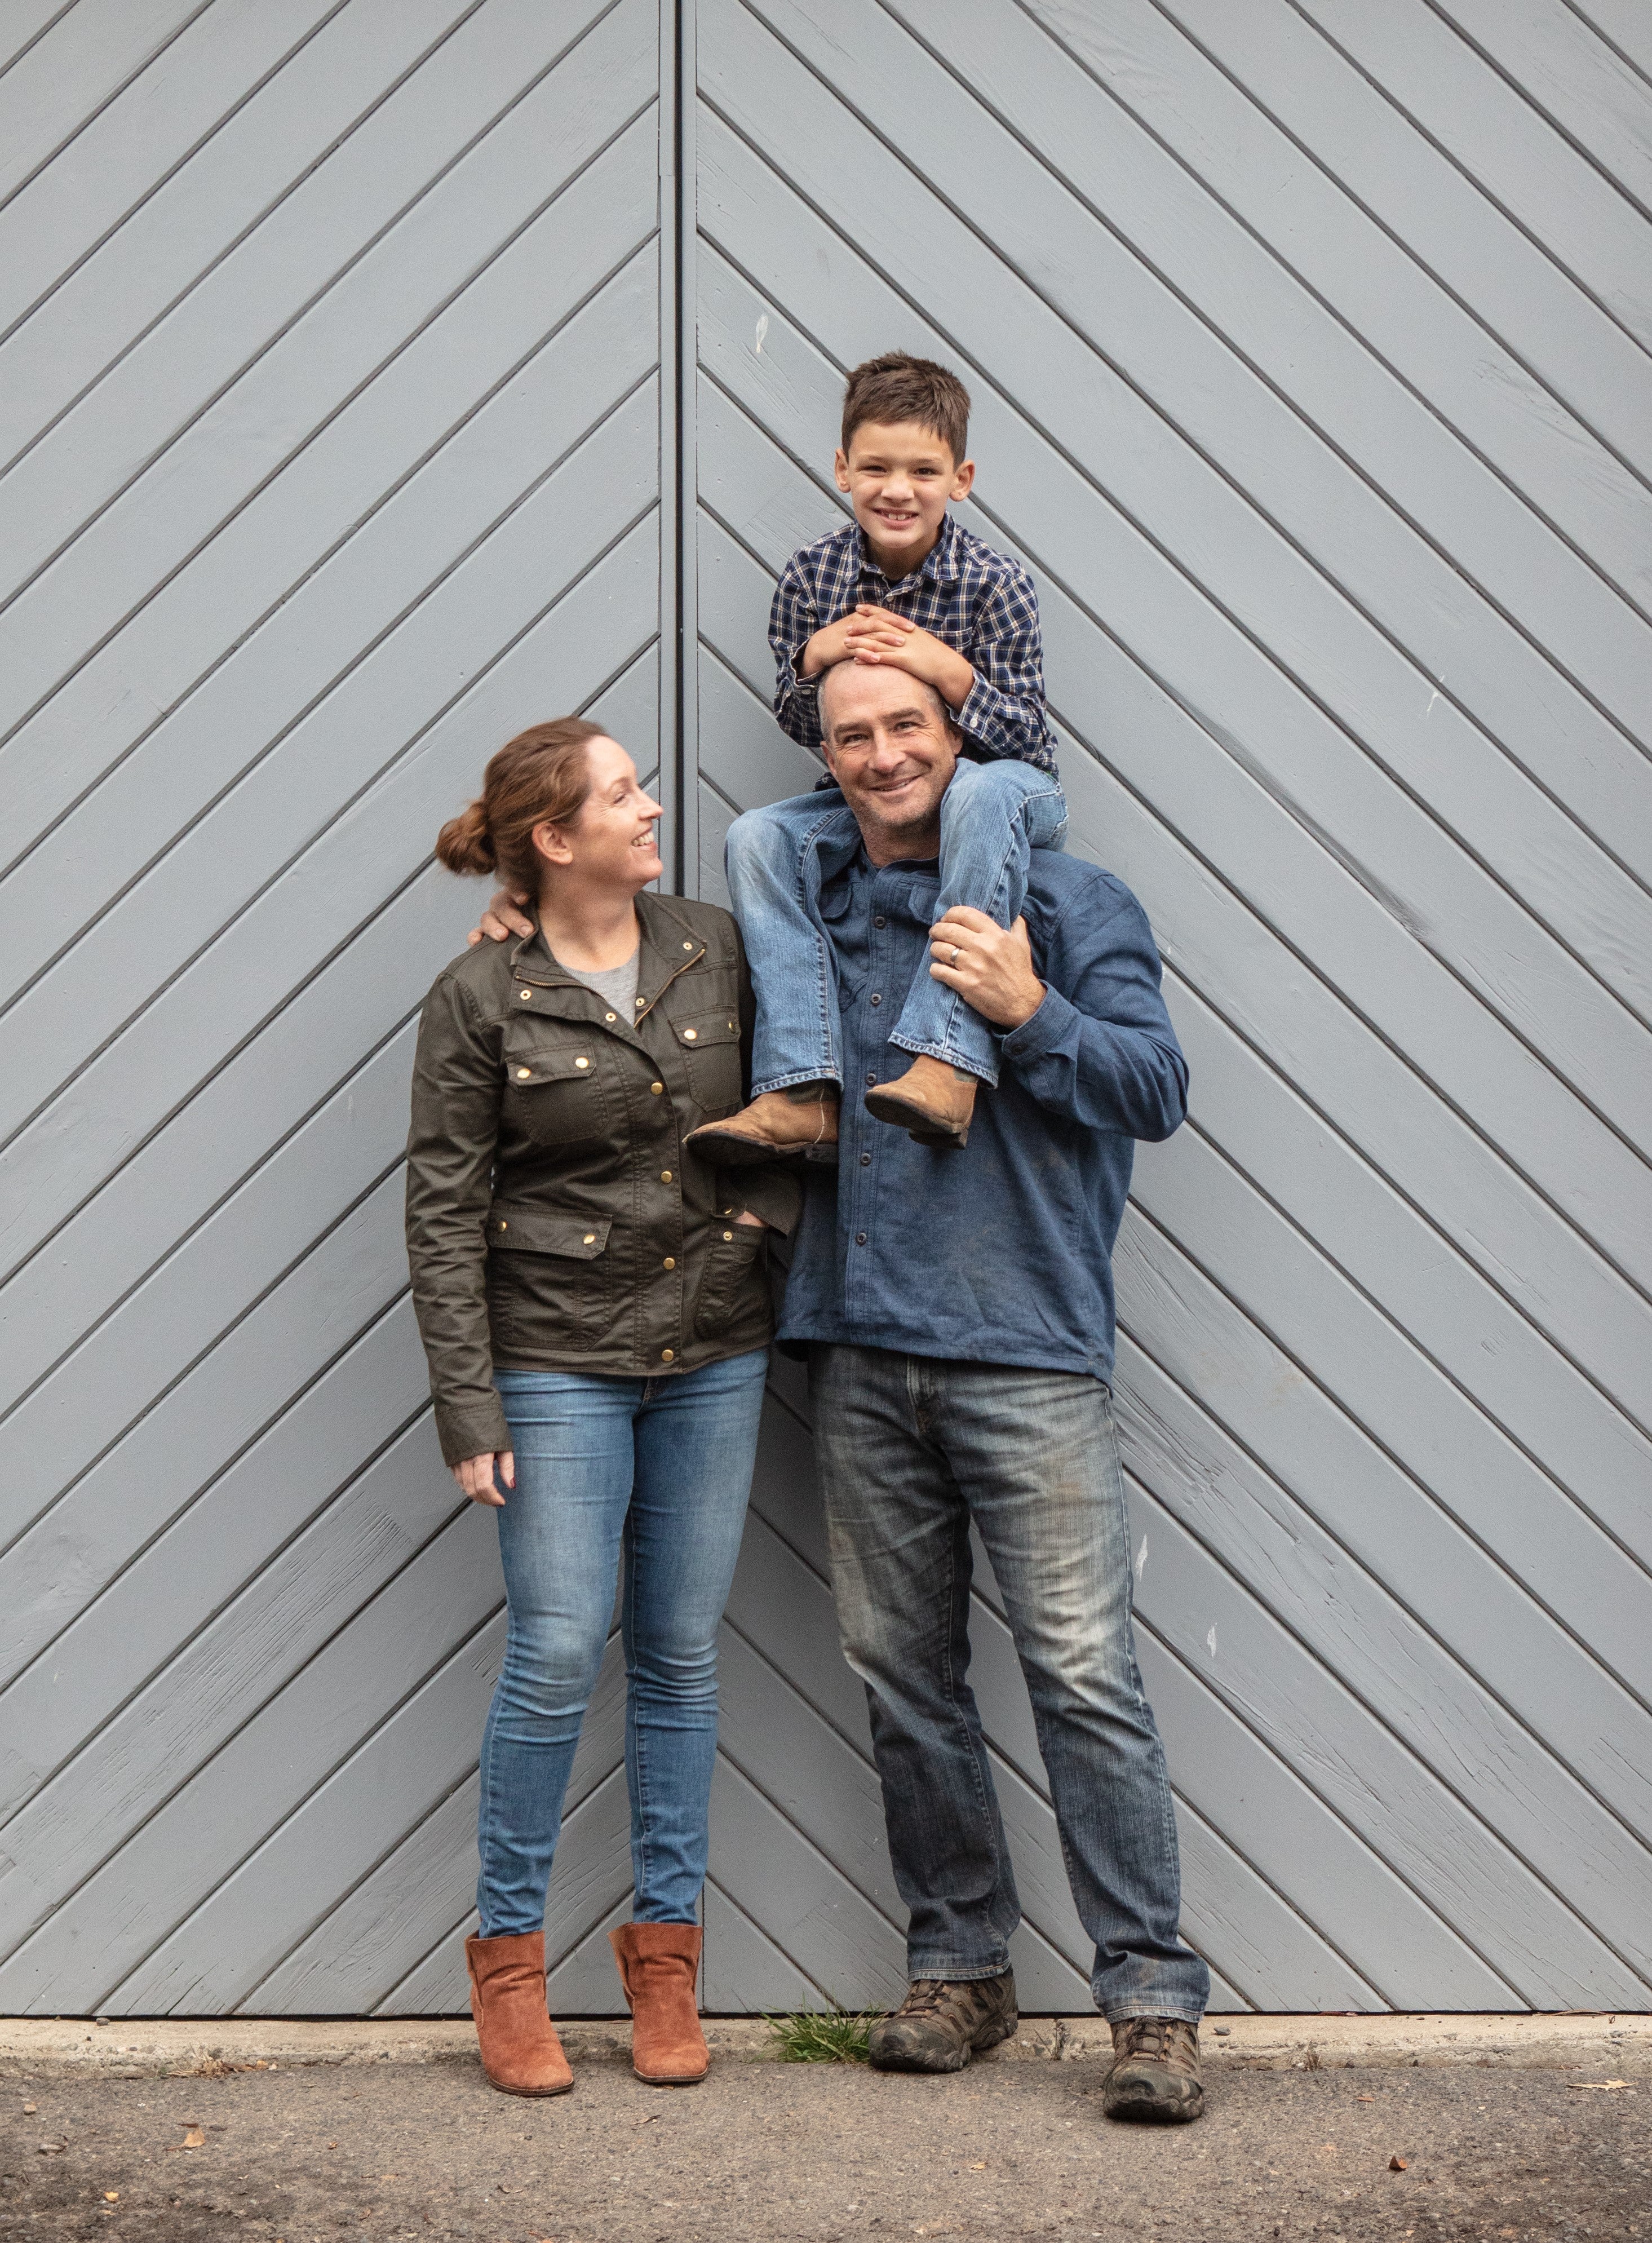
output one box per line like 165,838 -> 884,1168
841,606 -> 973,710
467,887 -> 534,946
928,908 -> 1046,1030
454,1450 -> 515,1507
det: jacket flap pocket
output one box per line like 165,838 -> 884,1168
503,1043 -> 602,1087
673,1009 -> 740,1049
486,1206 -> 612,1258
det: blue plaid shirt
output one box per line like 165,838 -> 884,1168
770,514 -> 1059,777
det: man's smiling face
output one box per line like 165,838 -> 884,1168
834,418 -> 975,578
819,662 -> 961,865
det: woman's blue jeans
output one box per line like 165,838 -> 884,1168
725,758 -> 1067,1095
477,1349 -> 769,1935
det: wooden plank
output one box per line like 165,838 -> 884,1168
1133,1121 -> 1652,1705
249,1632 -> 627,2014
0,0 -> 613,481
1117,1339 -> 1652,1985
1570,0 -> 1652,79
0,493 -> 659,1275
1115,1210 -> 1652,1847
1,1025 -> 414,1561
697,643 -> 822,813
0,241 -> 658,1042
1155,0 -> 1652,488
0,1519 -> 505,2007
0,48 -> 658,784
1136,1628 -> 1511,2007
1127,1471 -> 1645,2005
685,312 -> 1652,1415
703,1880 -> 828,2012
1020,0 -> 1652,632
0,1172 -> 411,1669
1429,0 -> 1652,215
0,0 -> 209,205
0,1307 -> 437,1820
1163,981 -> 1652,1572
708,1759 -> 907,2012
694,54 -> 1652,1168
0,4 -> 80,82
0,0 -> 340,338
1296,0 -> 1651,347
1172,1798 -> 1378,2014
876,0 -> 1652,908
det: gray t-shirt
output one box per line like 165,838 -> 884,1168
559,946 -> 639,1021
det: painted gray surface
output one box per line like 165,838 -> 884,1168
0,0 -> 1647,2020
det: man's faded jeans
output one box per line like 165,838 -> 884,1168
725,758 -> 1066,1095
809,1344 -> 1210,2023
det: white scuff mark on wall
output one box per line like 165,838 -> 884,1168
1135,1534 -> 1148,1584
754,313 -> 769,356
1206,1625 -> 1218,1661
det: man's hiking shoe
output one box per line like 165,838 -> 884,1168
867,1972 -> 1018,2073
685,1084 -> 838,1166
1100,2016 -> 1204,2124
863,1056 -> 978,1148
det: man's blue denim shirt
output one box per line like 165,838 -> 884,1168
777,847 -> 1189,1384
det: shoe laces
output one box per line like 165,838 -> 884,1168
1115,2016 -> 1196,2064
894,1979 -> 952,2019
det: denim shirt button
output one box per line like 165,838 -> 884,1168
866,1073 -> 876,1086
869,993 -> 882,1006
860,1153 -> 871,1166
874,915 -> 887,928
855,1231 -> 867,1245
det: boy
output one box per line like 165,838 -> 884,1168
688,352 -> 1064,1161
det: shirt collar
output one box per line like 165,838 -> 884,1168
854,510 -> 962,594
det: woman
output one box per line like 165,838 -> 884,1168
405,717 -> 799,2097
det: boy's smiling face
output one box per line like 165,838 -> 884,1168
835,418 -> 975,580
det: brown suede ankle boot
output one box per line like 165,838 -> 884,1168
684,1085 -> 839,1166
466,1931 -> 574,2097
863,1056 -> 978,1147
609,1922 -> 709,2085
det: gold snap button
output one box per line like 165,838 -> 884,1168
575,1056 -> 589,1069
516,1067 -> 531,1080
661,1169 -> 672,1183
723,1231 -> 734,1242
636,996 -> 646,1007
683,941 -> 694,951
583,1233 -> 596,1245
684,1028 -> 698,1041
661,1347 -> 675,1361
663,1256 -> 676,1270
650,1081 -> 664,1095
519,990 -> 532,1001
498,1220 -> 507,1231
605,1011 -> 617,1023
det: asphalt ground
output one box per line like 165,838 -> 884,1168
5,2045 -> 1647,2242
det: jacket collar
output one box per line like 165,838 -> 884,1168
506,892 -> 707,1023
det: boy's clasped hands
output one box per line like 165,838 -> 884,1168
802,601 -> 976,711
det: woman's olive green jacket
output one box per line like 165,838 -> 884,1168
405,892 -> 801,1466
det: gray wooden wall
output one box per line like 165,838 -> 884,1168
1,0 -> 1648,2018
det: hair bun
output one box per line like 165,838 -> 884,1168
434,798 -> 496,876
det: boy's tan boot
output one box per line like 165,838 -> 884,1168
863,1056 -> 977,1148
685,1083 -> 838,1165
609,1923 -> 710,2085
465,1931 -> 574,2097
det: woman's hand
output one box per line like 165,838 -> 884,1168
454,1451 -> 515,1507
928,908 -> 1047,1030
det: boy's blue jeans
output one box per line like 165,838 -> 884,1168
477,1350 -> 768,1936
725,759 -> 1067,1093
809,1344 -> 1210,2023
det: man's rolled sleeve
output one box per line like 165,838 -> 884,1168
999,890 -> 1188,1140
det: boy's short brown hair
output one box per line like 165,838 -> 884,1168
841,352 -> 970,466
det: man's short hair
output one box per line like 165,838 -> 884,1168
841,352 -> 970,466
818,661 -> 958,740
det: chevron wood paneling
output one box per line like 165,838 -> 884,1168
2,0 -> 1647,2023
688,0 -> 1652,2014
0,0 -> 668,2019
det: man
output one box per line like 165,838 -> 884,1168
480,662 -> 1209,2122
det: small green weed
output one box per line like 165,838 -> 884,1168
765,2006 -> 884,2063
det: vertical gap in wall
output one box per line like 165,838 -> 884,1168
656,0 -> 683,893
674,0 -> 699,897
